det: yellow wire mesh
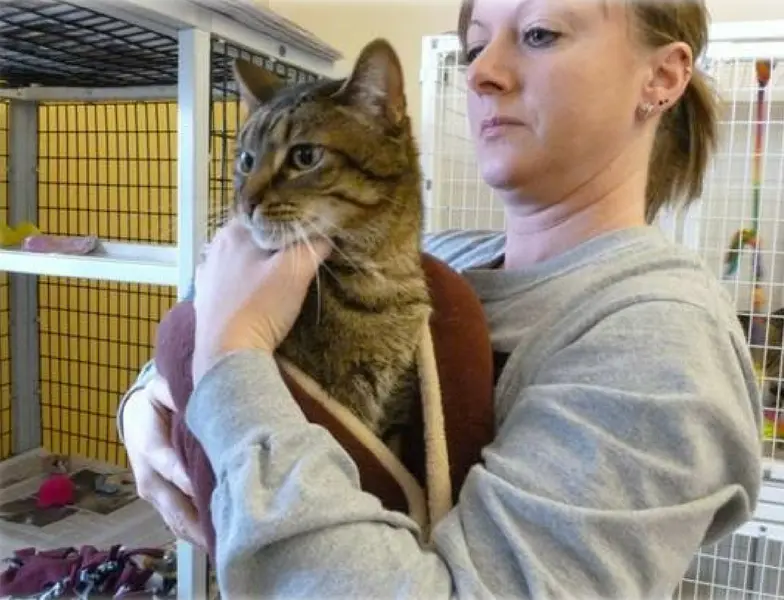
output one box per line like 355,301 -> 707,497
32,98 -> 238,467
0,93 -> 239,467
36,101 -> 178,467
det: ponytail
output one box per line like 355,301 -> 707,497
636,0 -> 720,223
646,69 -> 719,222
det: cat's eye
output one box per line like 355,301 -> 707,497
288,144 -> 324,171
238,151 -> 255,175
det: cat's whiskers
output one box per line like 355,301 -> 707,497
307,214 -> 386,280
302,218 -> 364,276
312,211 -> 387,254
294,222 -> 323,325
298,227 -> 340,284
303,213 -> 373,269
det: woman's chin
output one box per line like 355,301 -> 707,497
478,159 -> 528,192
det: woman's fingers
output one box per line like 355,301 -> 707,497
148,375 -> 176,413
122,377 -> 205,548
137,468 -> 207,550
146,444 -> 195,499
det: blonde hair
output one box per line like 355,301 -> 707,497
456,0 -> 719,223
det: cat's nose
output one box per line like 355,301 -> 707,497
239,194 -> 262,217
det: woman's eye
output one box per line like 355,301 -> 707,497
238,151 -> 255,174
523,27 -> 560,48
288,144 -> 324,170
464,45 -> 484,64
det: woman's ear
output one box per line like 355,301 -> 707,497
640,41 -> 694,111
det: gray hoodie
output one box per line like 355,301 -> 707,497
123,225 -> 762,599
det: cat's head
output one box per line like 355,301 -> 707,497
231,38 -> 421,256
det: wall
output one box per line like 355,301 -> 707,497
708,0 -> 784,21
270,0 -> 459,139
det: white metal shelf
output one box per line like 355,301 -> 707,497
0,241 -> 178,286
67,0 -> 342,79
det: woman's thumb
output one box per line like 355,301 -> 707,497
302,238 -> 332,264
276,238 -> 332,275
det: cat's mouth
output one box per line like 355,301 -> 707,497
239,211 -> 332,253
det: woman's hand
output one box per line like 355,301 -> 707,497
123,375 -> 207,550
192,218 -> 331,384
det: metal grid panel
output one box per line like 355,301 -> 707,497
37,280 -> 175,465
36,100 -> 178,466
30,36 -> 325,466
0,101 -> 10,460
0,1 -> 328,92
420,41 -> 503,233
37,102 -> 178,243
676,529 -> 784,599
0,0 -> 179,88
684,54 -> 784,472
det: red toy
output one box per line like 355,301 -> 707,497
36,473 -> 75,509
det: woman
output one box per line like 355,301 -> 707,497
118,0 -> 763,597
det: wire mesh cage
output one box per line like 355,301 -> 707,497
419,24 -> 784,600
0,2 -> 339,593
676,522 -> 784,600
0,1 -> 179,88
686,53 -> 784,474
33,98 -> 180,465
0,0 -> 332,469
419,40 -> 503,233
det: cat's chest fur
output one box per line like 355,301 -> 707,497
277,262 -> 431,437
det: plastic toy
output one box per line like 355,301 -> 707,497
36,474 -> 76,509
763,408 -> 784,444
35,454 -> 76,509
0,221 -> 40,247
723,59 -> 773,372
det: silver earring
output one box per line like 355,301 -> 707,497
637,102 -> 654,120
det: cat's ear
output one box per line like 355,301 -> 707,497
232,58 -> 285,111
337,38 -> 407,127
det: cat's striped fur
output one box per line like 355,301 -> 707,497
228,39 -> 431,439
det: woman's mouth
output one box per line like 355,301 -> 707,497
480,115 -> 525,138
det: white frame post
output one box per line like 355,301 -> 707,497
419,36 -> 440,233
7,99 -> 41,455
175,25 -> 212,599
177,26 -> 211,300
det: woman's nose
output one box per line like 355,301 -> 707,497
466,41 -> 517,96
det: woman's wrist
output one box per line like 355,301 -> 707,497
116,384 -> 146,444
193,329 -> 275,385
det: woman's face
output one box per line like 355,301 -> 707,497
465,0 -> 650,204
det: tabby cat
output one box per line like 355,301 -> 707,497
227,39 -> 431,441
